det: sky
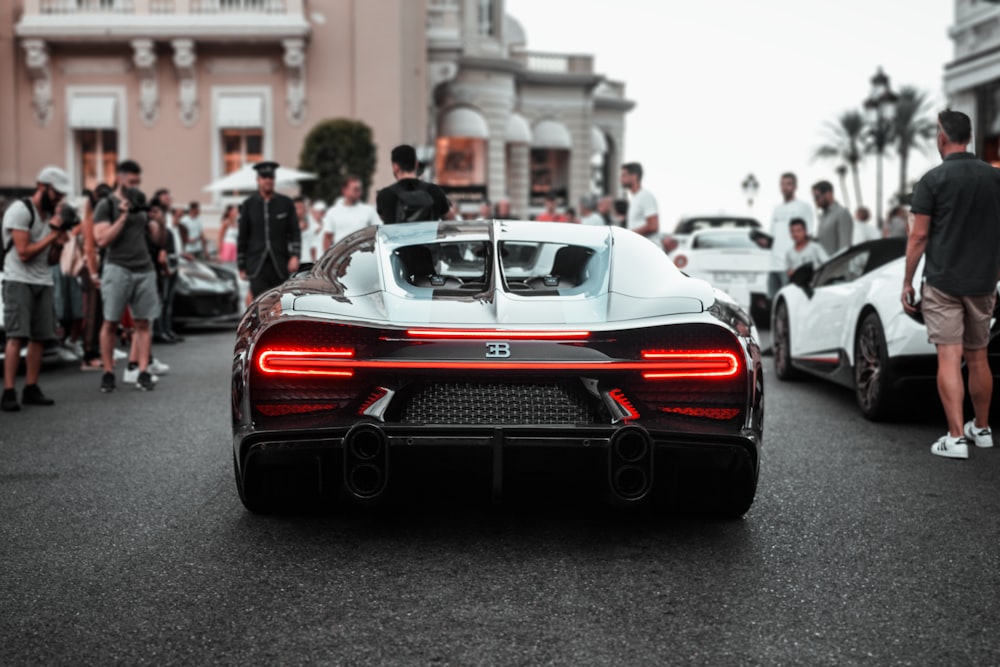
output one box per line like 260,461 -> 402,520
505,0 -> 954,230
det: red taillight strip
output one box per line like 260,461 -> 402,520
257,349 -> 355,377
406,329 -> 591,340
640,351 -> 740,378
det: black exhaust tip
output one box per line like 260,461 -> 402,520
609,426 -> 653,502
344,425 -> 388,500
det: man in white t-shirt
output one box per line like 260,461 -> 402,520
620,162 -> 658,238
578,196 -> 605,226
768,172 -> 814,296
852,206 -> 880,245
179,201 -> 206,259
322,175 -> 380,252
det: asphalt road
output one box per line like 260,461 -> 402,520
2,330 -> 999,666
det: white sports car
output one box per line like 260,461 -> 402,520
771,237 -> 1000,420
671,228 -> 774,326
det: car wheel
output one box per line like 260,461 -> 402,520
854,311 -> 897,421
773,300 -> 801,381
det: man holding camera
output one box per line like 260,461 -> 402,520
1,166 -> 73,411
93,159 -> 164,393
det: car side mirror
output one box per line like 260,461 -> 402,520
750,229 -> 773,250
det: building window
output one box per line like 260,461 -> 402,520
78,129 -> 118,192
977,81 -> 1000,166
477,0 -> 496,35
530,149 -> 569,205
435,136 -> 487,203
222,129 -> 263,174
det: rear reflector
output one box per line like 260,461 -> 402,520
640,351 -> 740,379
609,388 -> 640,420
256,402 -> 339,416
257,349 -> 355,377
661,406 -> 740,420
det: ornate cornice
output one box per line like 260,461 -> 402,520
132,39 -> 158,127
282,38 -> 306,126
22,39 -> 52,126
171,39 -> 198,127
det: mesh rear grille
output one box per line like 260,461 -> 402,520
400,382 -> 599,425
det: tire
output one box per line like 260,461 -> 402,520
773,300 -> 801,381
854,311 -> 897,421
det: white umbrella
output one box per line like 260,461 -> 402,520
202,164 -> 317,193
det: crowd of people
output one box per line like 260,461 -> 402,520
5,122 -> 996,463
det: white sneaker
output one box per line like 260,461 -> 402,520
963,420 -> 993,448
122,367 -> 159,384
148,358 -> 170,375
931,434 -> 969,459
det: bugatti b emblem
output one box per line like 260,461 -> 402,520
485,342 -> 511,358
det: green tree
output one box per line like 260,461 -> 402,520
889,86 -> 937,199
814,110 -> 866,207
298,118 -> 377,205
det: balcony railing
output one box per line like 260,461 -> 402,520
512,50 -> 594,75
35,0 -> 292,14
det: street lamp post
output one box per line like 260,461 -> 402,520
863,67 -> 897,230
741,173 -> 759,211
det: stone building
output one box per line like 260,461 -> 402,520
945,0 -> 1000,164
0,0 -> 632,224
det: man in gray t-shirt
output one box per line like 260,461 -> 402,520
1,166 -> 71,412
811,180 -> 853,257
93,159 -> 164,393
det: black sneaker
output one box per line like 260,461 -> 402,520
21,384 -> 54,406
137,371 -> 155,391
100,372 -> 116,393
1,388 -> 20,412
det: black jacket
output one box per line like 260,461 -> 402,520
237,192 -> 301,279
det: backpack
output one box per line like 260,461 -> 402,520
393,184 -> 437,223
0,198 -> 36,274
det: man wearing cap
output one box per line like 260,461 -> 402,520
1,166 -> 72,411
93,159 -> 165,393
237,161 -> 301,299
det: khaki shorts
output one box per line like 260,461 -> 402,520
922,284 -> 996,349
2,280 -> 56,341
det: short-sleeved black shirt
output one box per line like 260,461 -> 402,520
911,152 -> 1000,295
375,178 -> 450,225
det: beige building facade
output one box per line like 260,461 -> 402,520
1,0 -> 632,225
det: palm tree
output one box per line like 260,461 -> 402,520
889,86 -> 937,199
835,164 -> 851,210
814,110 -> 866,207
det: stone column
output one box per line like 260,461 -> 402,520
22,39 -> 51,126
171,39 -> 198,127
132,39 -> 158,127
506,143 -> 529,219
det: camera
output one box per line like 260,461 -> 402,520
121,187 -> 150,214
54,202 -> 81,232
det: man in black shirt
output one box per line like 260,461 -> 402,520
237,161 -> 301,299
376,145 -> 450,224
904,109 -> 1000,459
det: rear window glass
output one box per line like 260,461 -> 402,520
390,241 -> 491,293
499,241 -> 608,297
692,230 -> 770,250
675,218 -> 761,234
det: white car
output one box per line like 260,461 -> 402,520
671,228 -> 773,326
771,237 -> 1000,420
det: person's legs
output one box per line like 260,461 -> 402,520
4,337 -> 23,390
24,340 -> 44,386
965,346 -> 992,429
133,319 -> 151,373
100,320 -> 119,372
936,343 -> 966,437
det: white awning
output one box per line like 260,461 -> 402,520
217,96 -> 263,129
532,119 -> 572,149
505,113 -> 531,144
68,96 -> 117,129
439,106 -> 489,139
591,126 -> 608,154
